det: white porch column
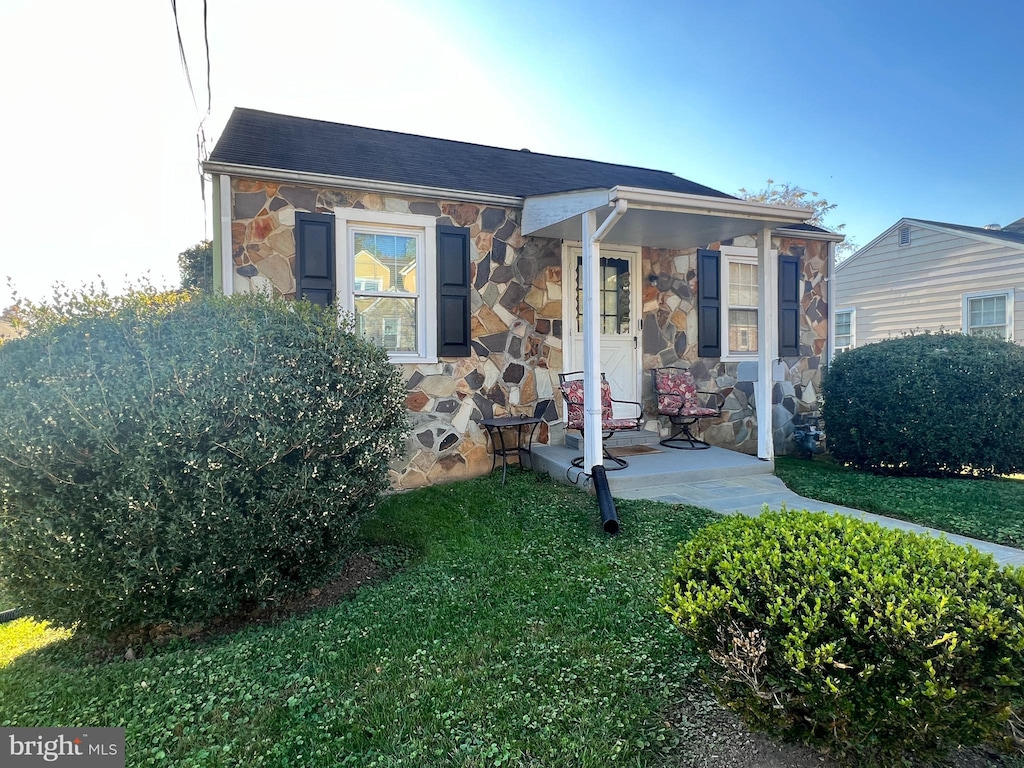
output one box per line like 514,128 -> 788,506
756,226 -> 777,461
217,174 -> 233,295
581,211 -> 603,470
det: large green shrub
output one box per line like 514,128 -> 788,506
822,332 -> 1024,476
0,289 -> 406,636
661,510 -> 1024,766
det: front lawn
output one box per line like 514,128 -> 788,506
0,473 -> 723,767
775,456 -> 1024,548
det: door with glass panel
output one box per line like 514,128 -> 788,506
567,246 -> 639,414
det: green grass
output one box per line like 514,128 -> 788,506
0,472 -> 720,767
775,456 -> 1024,548
0,618 -> 71,668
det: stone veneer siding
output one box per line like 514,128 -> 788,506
640,235 -> 829,454
227,177 -> 830,485
228,177 -> 565,489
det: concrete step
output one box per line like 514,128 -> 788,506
531,443 -> 773,494
563,429 -> 661,450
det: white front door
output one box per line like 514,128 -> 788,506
566,245 -> 640,416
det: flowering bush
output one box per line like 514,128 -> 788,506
0,288 -> 406,636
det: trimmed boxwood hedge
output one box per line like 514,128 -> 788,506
661,510 -> 1024,766
822,332 -> 1024,476
0,289 -> 406,637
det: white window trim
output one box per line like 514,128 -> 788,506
335,207 -> 438,363
834,307 -> 856,353
962,289 -> 1014,341
720,245 -> 776,361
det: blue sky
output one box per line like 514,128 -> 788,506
1,0 -> 1020,307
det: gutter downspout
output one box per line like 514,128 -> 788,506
582,199 -> 628,471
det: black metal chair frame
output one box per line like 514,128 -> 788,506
652,367 -> 725,450
558,371 -> 643,470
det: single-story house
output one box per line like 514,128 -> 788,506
834,216 -> 1024,350
203,108 -> 844,489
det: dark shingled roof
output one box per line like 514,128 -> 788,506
911,218 -> 1024,247
208,108 -> 735,200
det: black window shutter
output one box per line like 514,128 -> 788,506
696,248 -> 721,357
294,212 -> 335,307
437,225 -> 471,357
778,254 -> 801,357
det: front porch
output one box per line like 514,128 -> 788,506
531,428 -> 773,498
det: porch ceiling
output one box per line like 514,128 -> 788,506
522,186 -> 815,250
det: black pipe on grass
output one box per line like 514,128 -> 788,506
591,465 -> 619,534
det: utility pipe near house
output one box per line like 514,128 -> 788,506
581,199 -> 628,471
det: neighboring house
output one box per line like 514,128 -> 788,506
834,217 -> 1024,349
204,108 -> 844,489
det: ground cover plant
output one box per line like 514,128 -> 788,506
3,475 -> 1022,767
775,456 -> 1024,548
0,287 -> 405,637
0,474 -> 732,767
662,510 -> 1024,767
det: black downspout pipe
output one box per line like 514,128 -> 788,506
591,465 -> 619,534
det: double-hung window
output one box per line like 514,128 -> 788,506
834,308 -> 855,352
721,248 -> 760,358
335,208 -> 438,363
963,290 -> 1014,341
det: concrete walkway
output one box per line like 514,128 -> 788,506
615,473 -> 1024,567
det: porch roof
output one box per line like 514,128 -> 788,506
522,186 -> 822,249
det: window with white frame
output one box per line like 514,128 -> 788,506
834,308 -> 855,353
335,208 -> 437,362
722,250 -> 759,357
963,290 -> 1014,341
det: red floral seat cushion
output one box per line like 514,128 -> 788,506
654,369 -> 717,417
559,379 -> 620,430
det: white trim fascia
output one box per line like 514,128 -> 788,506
609,186 -> 815,223
774,226 -> 846,243
203,161 -> 524,207
522,188 -> 611,235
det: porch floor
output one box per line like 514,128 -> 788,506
528,439 -> 1024,567
530,440 -> 773,497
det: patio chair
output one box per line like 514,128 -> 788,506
652,367 -> 725,450
558,371 -> 643,470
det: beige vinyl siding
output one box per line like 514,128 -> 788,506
834,224 -> 1024,346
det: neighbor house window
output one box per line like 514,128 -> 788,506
723,253 -> 759,357
834,308 -> 855,353
335,208 -> 438,362
963,290 -> 1014,341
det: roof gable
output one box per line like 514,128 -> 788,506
838,217 -> 1024,272
207,108 -> 735,201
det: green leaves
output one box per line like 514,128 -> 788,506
661,510 -> 1024,765
823,332 -> 1024,477
0,290 -> 406,636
